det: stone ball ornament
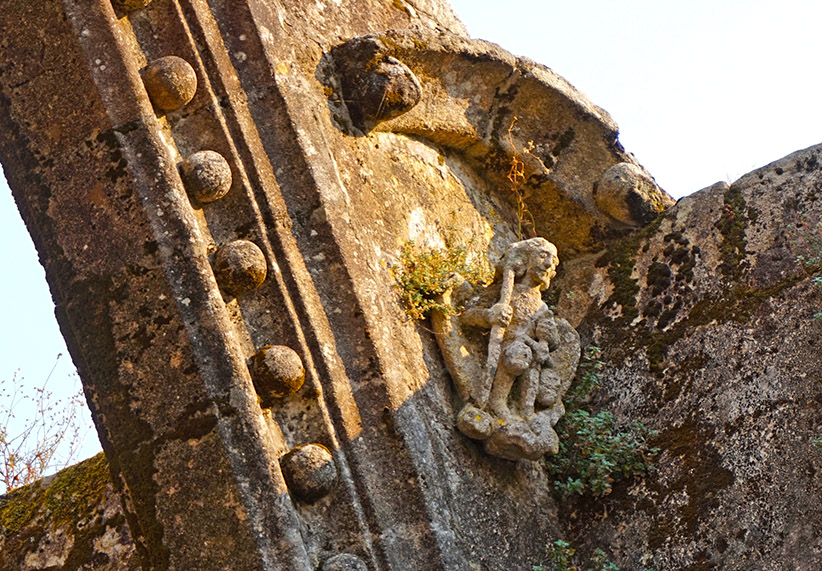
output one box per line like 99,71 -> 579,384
180,150 -> 233,203
280,444 -> 338,502
353,56 -> 422,126
329,36 -> 422,131
250,345 -> 305,406
141,55 -> 198,112
213,239 -> 267,296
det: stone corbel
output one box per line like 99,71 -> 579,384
327,30 -> 674,257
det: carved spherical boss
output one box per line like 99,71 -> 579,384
330,36 -> 422,131
280,444 -> 338,502
356,57 -> 422,124
594,162 -> 664,227
213,240 -> 267,295
251,345 -> 305,405
180,150 -> 233,203
142,56 -> 197,112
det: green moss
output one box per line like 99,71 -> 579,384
601,240 -> 640,321
0,452 -> 110,535
0,482 -> 41,535
647,261 -> 672,295
598,217 -> 665,323
715,184 -> 749,279
675,247 -> 698,282
646,333 -> 669,374
640,277 -> 801,375
650,420 -> 734,537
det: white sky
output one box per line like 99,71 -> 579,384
3,0 -> 822,471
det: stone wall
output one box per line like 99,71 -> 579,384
552,144 -> 822,570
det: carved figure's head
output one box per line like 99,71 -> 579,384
500,237 -> 558,290
501,341 -> 532,376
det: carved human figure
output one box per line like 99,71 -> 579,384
431,237 -> 581,461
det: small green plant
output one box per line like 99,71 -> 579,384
793,216 -> 822,320
393,241 -> 491,320
533,539 -> 629,571
795,217 -> 822,271
546,346 -> 659,498
563,346 -> 604,408
813,437 -> 822,449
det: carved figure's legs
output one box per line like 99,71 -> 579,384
517,367 -> 539,418
536,368 -> 563,407
489,340 -> 531,421
488,370 -> 517,421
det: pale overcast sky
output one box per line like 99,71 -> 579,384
3,0 -> 822,468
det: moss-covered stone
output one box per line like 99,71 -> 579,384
0,453 -> 141,570
597,216 -> 665,323
0,453 -> 109,535
715,184 -> 750,279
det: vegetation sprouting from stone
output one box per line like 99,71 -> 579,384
546,346 -> 659,498
794,215 -> 822,321
506,116 -> 538,240
393,241 -> 491,320
533,539 -> 653,571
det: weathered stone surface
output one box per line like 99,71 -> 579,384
321,29 -> 673,257
251,345 -> 306,406
114,0 -> 153,13
0,454 -> 139,570
432,237 -> 581,460
9,0 -> 787,569
322,553 -> 368,571
550,144 -> 822,570
331,36 -> 423,130
213,239 -> 268,296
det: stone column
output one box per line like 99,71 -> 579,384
0,1 -> 668,569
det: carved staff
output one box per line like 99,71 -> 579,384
478,266 -> 516,407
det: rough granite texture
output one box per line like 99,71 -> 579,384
7,145 -> 821,570
551,144 -> 822,570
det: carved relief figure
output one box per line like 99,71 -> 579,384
432,238 -> 581,461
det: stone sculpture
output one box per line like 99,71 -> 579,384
432,238 -> 581,461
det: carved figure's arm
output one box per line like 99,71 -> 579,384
459,303 -> 512,329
